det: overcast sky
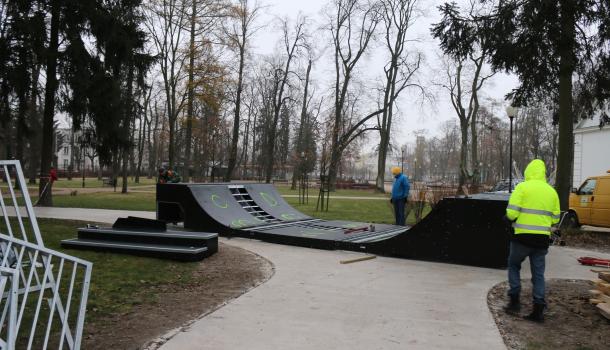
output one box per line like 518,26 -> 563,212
253,0 -> 520,150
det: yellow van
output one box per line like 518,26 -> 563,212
567,171 -> 610,228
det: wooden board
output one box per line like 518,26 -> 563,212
599,272 -> 610,283
596,303 -> 610,320
592,280 -> 610,295
340,255 -> 377,264
594,293 -> 610,303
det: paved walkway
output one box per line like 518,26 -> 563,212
30,207 -> 610,350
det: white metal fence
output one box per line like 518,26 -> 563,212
0,160 -> 92,349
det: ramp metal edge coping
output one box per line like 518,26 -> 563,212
249,218 -> 323,230
343,229 -> 406,243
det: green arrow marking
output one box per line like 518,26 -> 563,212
231,219 -> 251,228
211,194 -> 228,209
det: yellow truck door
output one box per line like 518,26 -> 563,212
572,178 -> 597,225
591,178 -> 610,227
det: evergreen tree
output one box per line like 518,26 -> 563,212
433,0 -> 610,209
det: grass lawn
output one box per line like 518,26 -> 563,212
1,177 -> 158,189
52,192 -> 157,211
0,218 -> 199,347
36,219 -> 199,317
51,176 -> 157,188
16,192 -> 156,211
285,197 -> 429,225
37,190 -> 427,225
275,184 -> 387,198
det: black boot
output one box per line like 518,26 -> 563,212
504,295 -> 521,314
524,303 -> 545,323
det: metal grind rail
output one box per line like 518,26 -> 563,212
0,160 -> 92,349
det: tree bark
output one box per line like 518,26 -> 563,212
122,62 -> 134,194
38,0 -> 60,207
555,0 -> 576,210
184,0 -> 197,182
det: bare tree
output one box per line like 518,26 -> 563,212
375,0 -> 422,192
184,0 -> 225,181
326,0 -> 384,189
144,0 -> 190,168
439,48 -> 493,190
262,16 -> 307,183
222,0 -> 262,181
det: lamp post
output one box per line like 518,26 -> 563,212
401,148 -> 405,174
505,105 -> 518,193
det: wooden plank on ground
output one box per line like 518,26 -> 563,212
592,280 -> 610,295
593,293 -> 610,303
596,303 -> 610,320
599,272 -> 610,283
340,255 -> 376,264
591,268 -> 610,273
590,298 -> 604,304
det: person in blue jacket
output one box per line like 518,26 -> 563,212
390,166 -> 410,226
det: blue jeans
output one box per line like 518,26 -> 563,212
393,198 -> 406,226
507,241 -> 548,305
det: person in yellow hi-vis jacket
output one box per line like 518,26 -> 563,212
504,159 -> 560,323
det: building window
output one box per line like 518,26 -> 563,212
63,146 -> 69,155
63,159 -> 69,170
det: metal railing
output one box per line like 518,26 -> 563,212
0,160 -> 92,349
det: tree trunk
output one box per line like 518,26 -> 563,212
555,0 -> 576,210
184,0 -> 197,182
38,0 -> 60,207
292,59 -> 312,190
458,119 -> 469,193
470,109 -> 479,185
225,44 -> 245,182
122,62 -> 134,194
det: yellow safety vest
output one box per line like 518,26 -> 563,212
506,159 -> 561,235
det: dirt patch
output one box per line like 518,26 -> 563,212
81,242 -> 274,350
488,279 -> 609,350
561,229 -> 610,253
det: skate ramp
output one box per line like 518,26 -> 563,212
157,184 -> 510,268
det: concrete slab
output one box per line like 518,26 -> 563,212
28,207 -> 610,350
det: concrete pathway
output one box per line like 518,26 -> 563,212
30,207 -> 610,350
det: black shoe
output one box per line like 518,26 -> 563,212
524,303 -> 545,323
504,295 -> 521,314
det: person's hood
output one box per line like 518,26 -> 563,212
524,159 -> 546,182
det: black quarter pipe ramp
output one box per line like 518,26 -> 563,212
157,183 -> 510,268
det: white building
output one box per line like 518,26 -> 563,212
573,117 -> 610,188
55,128 -> 100,173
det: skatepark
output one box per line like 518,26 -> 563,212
28,207 -> 608,350
1,160 -> 610,349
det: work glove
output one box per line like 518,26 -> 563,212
502,215 -> 514,225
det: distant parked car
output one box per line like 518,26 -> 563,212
491,178 -> 523,192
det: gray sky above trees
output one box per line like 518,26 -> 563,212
256,0 -> 519,146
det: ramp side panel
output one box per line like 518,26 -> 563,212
245,184 -> 311,222
189,185 -> 269,229
363,196 -> 510,268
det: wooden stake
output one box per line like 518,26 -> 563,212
340,255 -> 377,264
